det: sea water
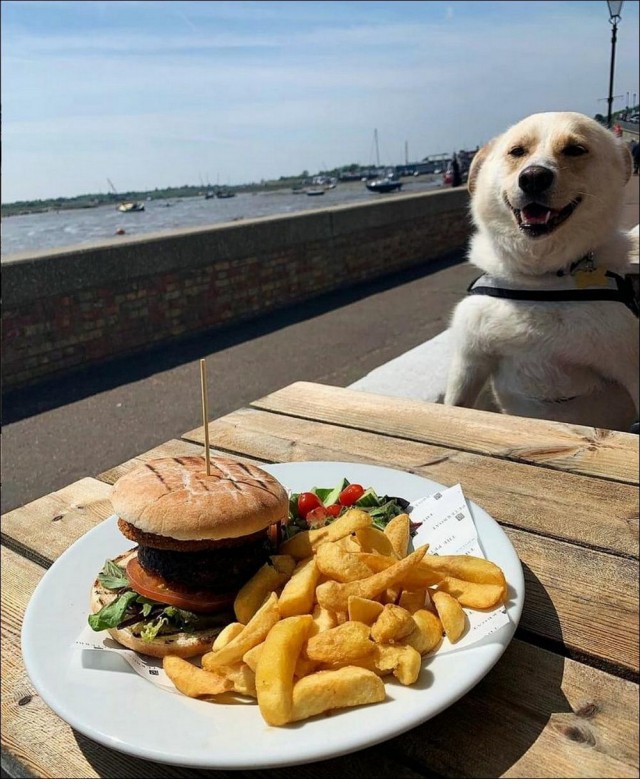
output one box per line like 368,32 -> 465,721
1,178 -> 442,259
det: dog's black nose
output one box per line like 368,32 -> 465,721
518,165 -> 554,195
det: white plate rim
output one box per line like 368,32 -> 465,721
21,460 -> 525,769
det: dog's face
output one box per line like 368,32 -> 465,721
469,112 -> 632,273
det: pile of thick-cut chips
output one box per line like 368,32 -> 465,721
164,508 -> 508,726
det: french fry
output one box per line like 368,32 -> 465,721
255,614 -> 314,726
322,643 -> 422,685
163,656 -> 233,698
243,640 -> 317,679
310,603 -> 338,634
381,586 -> 401,605
347,595 -> 384,626
278,556 -> 320,617
234,555 -> 296,624
398,588 -> 427,614
241,642 -> 263,673
421,555 -> 506,587
355,526 -> 398,558
436,576 -> 506,609
289,667 -> 385,723
370,604 -> 415,643
432,591 -> 467,643
316,545 -> 428,612
305,621 -> 374,664
356,552 -> 442,588
373,644 -> 422,685
315,542 -> 375,583
336,534 -> 362,553
383,513 -> 411,558
205,592 -> 280,669
219,662 -> 257,697
212,622 -> 245,651
401,609 -> 443,655
278,509 -> 372,559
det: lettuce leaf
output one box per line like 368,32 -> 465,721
97,559 -> 130,590
88,590 -> 139,631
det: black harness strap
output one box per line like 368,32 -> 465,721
467,271 -> 639,317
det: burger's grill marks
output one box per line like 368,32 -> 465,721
192,459 -> 284,505
133,456 -> 284,513
144,463 -> 171,493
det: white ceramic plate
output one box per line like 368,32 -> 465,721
22,461 -> 524,769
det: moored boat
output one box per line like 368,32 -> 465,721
365,178 -> 402,194
117,201 -> 145,212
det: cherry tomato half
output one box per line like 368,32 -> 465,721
325,504 -> 342,518
338,483 -> 365,506
297,491 -> 322,520
305,506 -> 330,528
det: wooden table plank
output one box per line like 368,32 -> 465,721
96,439 -> 204,484
182,408 -> 639,558
510,528 -> 638,676
390,638 -> 639,778
1,478 -> 113,567
4,549 -> 636,779
249,382 -> 639,484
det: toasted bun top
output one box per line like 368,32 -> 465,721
111,455 -> 288,541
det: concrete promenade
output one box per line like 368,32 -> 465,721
2,176 -> 638,514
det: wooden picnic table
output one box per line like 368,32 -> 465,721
2,381 -> 638,778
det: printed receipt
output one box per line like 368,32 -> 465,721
74,483 -> 511,688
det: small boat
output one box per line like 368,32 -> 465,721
306,188 -> 325,196
204,191 -> 215,200
216,189 -> 236,199
365,178 -> 402,194
117,201 -> 145,212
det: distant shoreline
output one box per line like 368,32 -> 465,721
1,171 -> 445,218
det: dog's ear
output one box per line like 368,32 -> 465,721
620,143 -> 632,184
467,140 -> 496,195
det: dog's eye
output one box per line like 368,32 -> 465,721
508,146 -> 527,158
562,144 -> 588,157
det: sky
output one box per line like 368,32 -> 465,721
2,0 -> 639,203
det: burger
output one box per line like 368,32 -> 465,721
88,454 -> 289,658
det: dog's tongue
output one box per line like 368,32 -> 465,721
521,204 -> 556,224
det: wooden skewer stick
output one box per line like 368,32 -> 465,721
200,358 -> 211,476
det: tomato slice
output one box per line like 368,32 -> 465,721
325,504 -> 342,517
125,557 -> 233,614
267,521 -> 281,548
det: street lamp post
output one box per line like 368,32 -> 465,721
606,1 -> 624,129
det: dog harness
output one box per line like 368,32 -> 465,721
467,254 -> 639,317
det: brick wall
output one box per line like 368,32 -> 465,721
2,188 -> 471,391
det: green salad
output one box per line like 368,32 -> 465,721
285,477 -> 413,539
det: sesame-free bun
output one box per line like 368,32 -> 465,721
110,455 -> 288,542
90,552 -> 225,658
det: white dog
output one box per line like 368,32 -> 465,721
445,112 -> 638,431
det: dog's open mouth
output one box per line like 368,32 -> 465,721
508,197 -> 582,237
